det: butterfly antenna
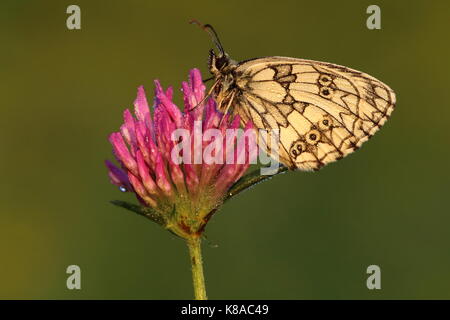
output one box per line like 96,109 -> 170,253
189,19 -> 225,56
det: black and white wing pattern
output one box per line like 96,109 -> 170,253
232,57 -> 396,171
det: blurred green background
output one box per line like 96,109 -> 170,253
1,0 -> 449,299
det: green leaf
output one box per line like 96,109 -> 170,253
225,165 -> 289,202
110,200 -> 166,226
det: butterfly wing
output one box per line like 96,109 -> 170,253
232,57 -> 396,171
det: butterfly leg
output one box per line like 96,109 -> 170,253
190,78 -> 220,111
218,90 -> 236,126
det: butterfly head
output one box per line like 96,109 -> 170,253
208,49 -> 234,76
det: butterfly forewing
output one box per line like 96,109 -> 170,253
232,57 -> 396,171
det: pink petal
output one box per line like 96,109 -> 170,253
183,163 -> 199,195
105,160 -> 132,191
189,68 -> 206,104
165,86 -> 173,100
136,150 -> 159,196
154,80 -> 182,127
155,153 -> 173,197
181,81 -> 193,111
134,86 -> 154,136
215,164 -> 238,196
168,161 -> 187,195
120,109 -> 137,155
109,132 -> 138,176
128,172 -> 157,207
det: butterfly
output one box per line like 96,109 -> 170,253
191,21 -> 396,171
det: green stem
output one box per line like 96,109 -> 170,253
187,237 -> 207,300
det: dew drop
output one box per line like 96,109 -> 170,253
119,186 -> 127,192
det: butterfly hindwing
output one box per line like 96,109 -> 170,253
232,57 -> 396,171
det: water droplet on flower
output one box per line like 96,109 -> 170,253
119,186 -> 127,192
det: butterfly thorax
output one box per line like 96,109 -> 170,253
208,50 -> 240,113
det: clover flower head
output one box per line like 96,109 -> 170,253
106,69 -> 256,239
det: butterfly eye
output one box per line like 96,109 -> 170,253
306,129 -> 321,144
